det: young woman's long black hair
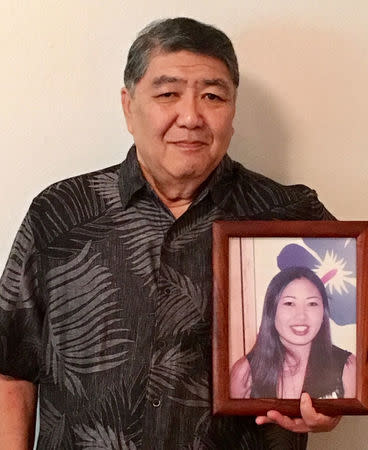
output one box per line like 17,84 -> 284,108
247,266 -> 333,398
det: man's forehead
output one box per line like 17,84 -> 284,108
143,50 -> 234,83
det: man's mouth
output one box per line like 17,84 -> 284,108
290,325 -> 309,336
169,140 -> 208,150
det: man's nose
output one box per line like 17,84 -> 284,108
175,95 -> 204,129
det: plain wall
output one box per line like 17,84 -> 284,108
1,1 -> 368,448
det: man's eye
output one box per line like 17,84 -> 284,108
158,92 -> 176,98
204,93 -> 222,101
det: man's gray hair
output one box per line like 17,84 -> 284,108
124,17 -> 239,92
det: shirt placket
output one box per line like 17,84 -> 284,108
140,197 -> 177,450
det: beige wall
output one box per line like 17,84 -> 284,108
1,1 -> 368,448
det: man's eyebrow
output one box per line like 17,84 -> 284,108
151,76 -> 232,92
152,75 -> 185,87
201,78 -> 231,91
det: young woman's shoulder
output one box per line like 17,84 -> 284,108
230,356 -> 252,399
231,356 -> 250,374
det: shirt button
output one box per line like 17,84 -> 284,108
152,398 -> 161,408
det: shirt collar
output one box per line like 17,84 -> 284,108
118,145 -> 236,210
119,145 -> 147,210
195,153 -> 236,208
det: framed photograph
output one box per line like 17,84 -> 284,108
212,221 -> 368,416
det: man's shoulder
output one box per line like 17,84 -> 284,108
226,159 -> 334,220
36,163 -> 121,197
27,163 -> 122,251
233,160 -> 312,195
31,163 -> 121,209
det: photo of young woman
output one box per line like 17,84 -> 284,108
230,266 -> 356,399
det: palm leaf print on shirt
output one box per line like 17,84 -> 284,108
116,198 -> 172,293
147,344 -> 197,401
169,377 -> 211,434
30,174 -> 116,258
167,206 -> 224,252
38,399 -> 66,450
45,241 -> 131,396
74,422 -> 137,450
156,264 -> 208,338
80,371 -> 147,446
89,171 -> 122,210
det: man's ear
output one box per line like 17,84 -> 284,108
121,87 -> 134,134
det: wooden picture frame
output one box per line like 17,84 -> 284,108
212,220 -> 368,416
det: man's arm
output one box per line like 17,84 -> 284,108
0,374 -> 37,449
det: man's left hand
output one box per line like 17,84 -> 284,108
255,392 -> 341,433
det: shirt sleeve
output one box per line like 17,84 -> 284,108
0,211 -> 43,383
290,186 -> 336,220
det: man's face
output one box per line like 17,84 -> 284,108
121,50 -> 236,189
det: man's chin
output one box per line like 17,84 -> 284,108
166,165 -> 216,185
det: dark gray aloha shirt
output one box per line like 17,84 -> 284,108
0,146 -> 333,449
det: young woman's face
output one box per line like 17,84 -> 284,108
275,277 -> 324,348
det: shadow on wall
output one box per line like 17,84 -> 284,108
229,74 -> 290,182
228,22 -> 368,212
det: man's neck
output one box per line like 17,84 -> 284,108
139,164 -> 205,219
162,198 -> 193,218
146,176 -> 196,218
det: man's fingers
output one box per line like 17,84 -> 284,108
266,410 -> 308,432
300,393 -> 341,432
256,395 -> 342,433
256,410 -> 309,432
255,416 -> 273,425
300,393 -> 318,424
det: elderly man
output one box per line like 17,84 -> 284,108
0,17 -> 339,449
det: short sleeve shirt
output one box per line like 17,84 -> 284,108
0,146 -> 333,449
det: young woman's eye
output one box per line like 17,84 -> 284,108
308,301 -> 319,307
283,301 -> 294,307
